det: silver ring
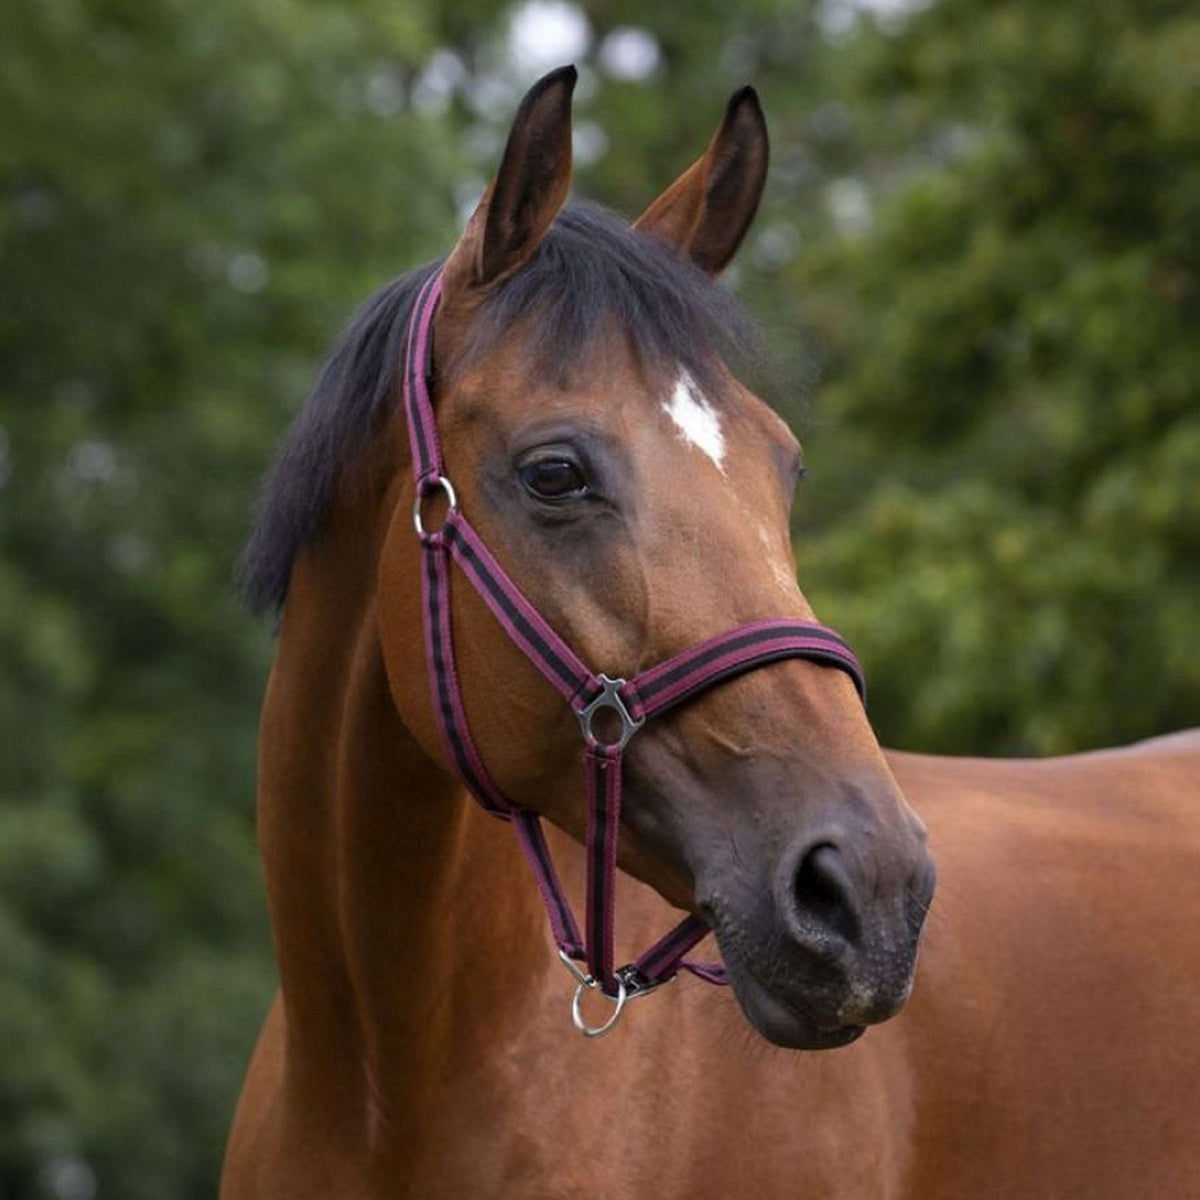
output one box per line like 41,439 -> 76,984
412,475 -> 458,537
571,975 -> 628,1038
577,674 -> 644,750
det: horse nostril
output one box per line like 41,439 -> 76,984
791,843 -> 862,947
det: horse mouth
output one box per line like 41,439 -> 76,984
703,913 -> 868,1050
726,957 -> 868,1050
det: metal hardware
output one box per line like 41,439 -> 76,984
558,948 -> 590,987
412,474 -> 458,538
571,974 -> 628,1038
577,674 -> 644,750
558,950 -> 672,1037
613,963 -> 671,1001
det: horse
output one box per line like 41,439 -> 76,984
222,66 -> 1200,1199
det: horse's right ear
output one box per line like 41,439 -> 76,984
441,65 -> 576,299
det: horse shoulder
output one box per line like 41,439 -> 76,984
882,731 -> 1200,1200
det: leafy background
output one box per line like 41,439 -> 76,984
1,0 -> 1197,1194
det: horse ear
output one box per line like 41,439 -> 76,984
442,65 -> 576,297
634,86 -> 768,274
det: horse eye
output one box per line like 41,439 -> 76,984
519,457 -> 588,501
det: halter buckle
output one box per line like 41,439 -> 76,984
412,474 -> 458,539
577,674 -> 644,750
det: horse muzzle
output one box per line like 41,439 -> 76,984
703,821 -> 936,1050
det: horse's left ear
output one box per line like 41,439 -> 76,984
634,86 -> 768,274
442,65 -> 576,298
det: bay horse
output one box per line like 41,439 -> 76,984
223,67 -> 1200,1198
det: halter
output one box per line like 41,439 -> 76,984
404,270 -> 866,1037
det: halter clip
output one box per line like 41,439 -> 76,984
558,950 -> 667,1037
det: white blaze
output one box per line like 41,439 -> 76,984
757,520 -> 801,598
663,371 -> 726,471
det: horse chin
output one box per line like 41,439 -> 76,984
727,962 -> 868,1050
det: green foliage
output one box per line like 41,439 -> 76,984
1,0 -> 1195,1193
1,0 -> 464,1194
782,0 -> 1200,753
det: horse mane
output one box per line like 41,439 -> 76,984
238,202 -> 760,614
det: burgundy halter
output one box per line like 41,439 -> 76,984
404,269 -> 866,1036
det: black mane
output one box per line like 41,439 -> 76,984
238,202 -> 759,614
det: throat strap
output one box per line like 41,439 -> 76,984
404,269 -> 867,1035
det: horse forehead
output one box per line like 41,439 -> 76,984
447,343 -> 787,478
654,369 -> 787,477
662,370 -> 727,472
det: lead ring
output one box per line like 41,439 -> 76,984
412,475 -> 458,537
571,975 -> 628,1038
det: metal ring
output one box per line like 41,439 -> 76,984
571,975 -> 628,1038
412,475 -> 458,537
577,674 -> 645,751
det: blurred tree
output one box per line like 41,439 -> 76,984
0,1 -> 467,1196
779,0 -> 1200,754
1,0 -> 1196,1195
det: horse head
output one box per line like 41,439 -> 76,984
368,67 -> 933,1050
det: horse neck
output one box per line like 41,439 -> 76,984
255,442 -> 550,1129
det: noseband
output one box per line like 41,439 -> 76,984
404,270 -> 866,1036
